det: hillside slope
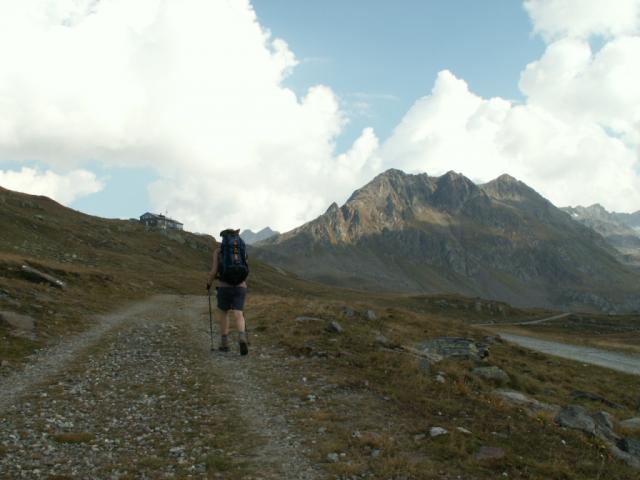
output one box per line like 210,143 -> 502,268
562,204 -> 640,268
255,169 -> 640,312
0,185 -> 315,363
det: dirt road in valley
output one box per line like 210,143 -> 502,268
498,332 -> 640,376
0,295 -> 321,479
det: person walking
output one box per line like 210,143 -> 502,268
206,228 -> 249,355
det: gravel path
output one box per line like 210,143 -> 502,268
0,294 -> 322,479
0,295 -> 168,413
499,332 -> 640,375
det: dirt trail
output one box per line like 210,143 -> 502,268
0,295 -> 322,479
0,295 -> 168,413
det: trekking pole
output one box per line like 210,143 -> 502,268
207,288 -> 214,351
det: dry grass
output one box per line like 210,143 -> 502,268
3,186 -> 640,478
245,293 -> 640,479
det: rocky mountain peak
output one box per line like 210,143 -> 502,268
495,173 -> 518,183
241,226 -> 279,245
432,170 -> 479,211
325,202 -> 340,214
479,174 -> 542,204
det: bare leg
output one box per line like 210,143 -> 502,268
232,310 -> 248,355
215,308 -> 229,335
231,309 -> 246,333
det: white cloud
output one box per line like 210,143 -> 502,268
523,0 -> 640,41
0,167 -> 103,204
0,0 -> 377,233
1,0 -> 640,235
374,69 -> 640,211
371,1 -> 640,213
520,36 -> 640,144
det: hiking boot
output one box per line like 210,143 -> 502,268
218,335 -> 229,352
238,331 -> 249,356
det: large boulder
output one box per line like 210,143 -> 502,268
417,337 -> 489,361
555,405 -> 596,435
621,418 -> 640,432
618,438 -> 640,458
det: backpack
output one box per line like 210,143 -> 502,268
218,232 -> 249,285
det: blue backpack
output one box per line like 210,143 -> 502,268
218,232 -> 249,285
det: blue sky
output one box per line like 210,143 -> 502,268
252,0 -> 545,151
75,0 -> 545,220
0,0 -> 639,234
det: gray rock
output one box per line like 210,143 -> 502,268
609,443 -> 640,469
417,337 -> 488,361
366,310 -> 377,320
456,427 -> 472,435
555,405 -> 596,435
326,321 -> 343,334
494,389 -> 560,416
618,438 -> 640,457
472,366 -> 509,384
0,311 -> 35,331
474,446 -> 505,461
592,411 -> 615,431
342,307 -> 355,318
592,411 -> 619,442
20,265 -> 66,289
435,374 -> 446,384
430,427 -> 448,437
326,452 -> 339,463
621,418 -> 640,431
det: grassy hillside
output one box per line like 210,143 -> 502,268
0,186 -> 319,365
2,187 -> 640,478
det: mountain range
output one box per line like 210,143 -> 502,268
241,227 -> 279,245
255,169 -> 640,312
561,204 -> 640,268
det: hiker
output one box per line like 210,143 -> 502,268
206,228 -> 249,355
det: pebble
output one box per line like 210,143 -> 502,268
327,452 -> 339,463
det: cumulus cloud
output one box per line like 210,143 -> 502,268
0,167 -> 103,204
523,0 -> 640,40
371,1 -> 640,212
0,0 -> 378,233
1,0 -> 640,235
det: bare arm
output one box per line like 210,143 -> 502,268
207,247 -> 220,288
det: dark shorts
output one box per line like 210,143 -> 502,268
216,287 -> 247,311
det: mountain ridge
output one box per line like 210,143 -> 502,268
256,169 -> 640,312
